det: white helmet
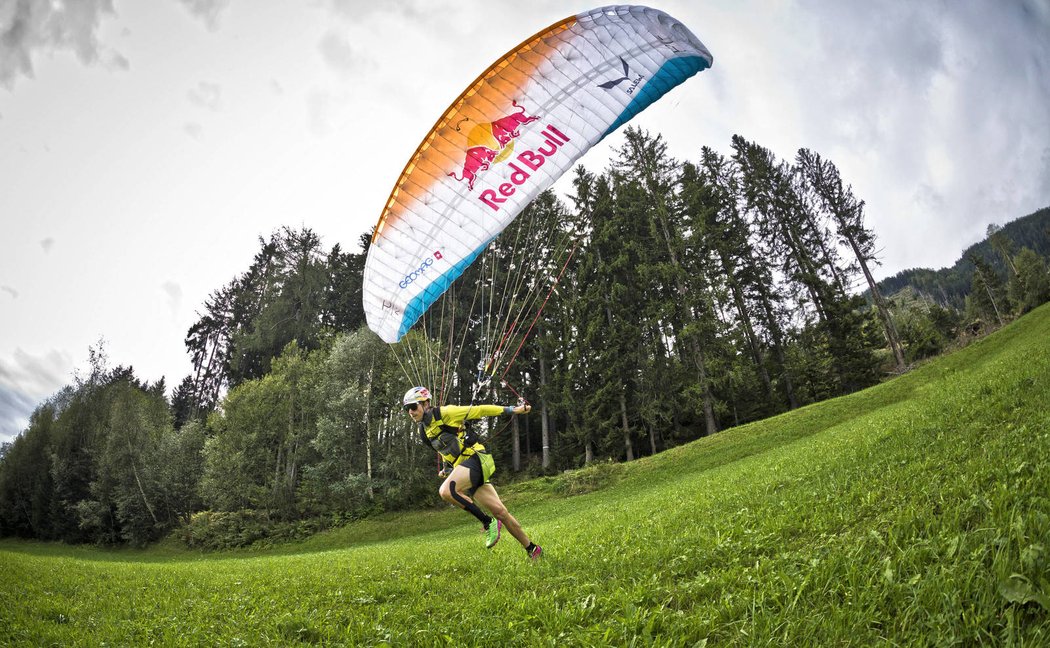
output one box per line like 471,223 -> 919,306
402,386 -> 431,406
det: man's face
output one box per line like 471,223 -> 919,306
405,401 -> 425,423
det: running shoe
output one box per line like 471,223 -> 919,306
527,544 -> 542,561
485,519 -> 502,548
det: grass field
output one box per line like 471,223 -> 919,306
3,304 -> 1050,646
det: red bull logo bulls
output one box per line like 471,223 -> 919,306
447,101 -> 572,213
448,101 -> 540,191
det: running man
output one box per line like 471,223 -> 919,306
403,386 -> 542,561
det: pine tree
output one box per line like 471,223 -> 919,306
1007,247 -> 1050,314
231,227 -> 330,383
566,168 -> 651,460
170,375 -> 200,429
323,235 -> 367,332
733,136 -> 878,397
615,127 -> 718,435
184,283 -> 235,414
795,148 -> 905,370
687,150 -> 781,413
563,166 -> 606,463
987,223 -> 1017,275
967,254 -> 1006,327
732,135 -> 833,324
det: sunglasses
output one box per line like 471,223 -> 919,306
404,402 -> 421,412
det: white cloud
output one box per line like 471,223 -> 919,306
187,81 -> 222,111
174,0 -> 230,31
328,0 -> 427,22
318,31 -> 366,77
0,0 -> 123,88
0,348 -> 72,442
0,383 -> 35,442
162,281 -> 183,322
183,121 -> 204,140
0,348 -> 72,398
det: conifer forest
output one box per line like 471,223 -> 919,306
3,127 -> 1049,548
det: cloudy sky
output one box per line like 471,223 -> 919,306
2,0 -> 1048,443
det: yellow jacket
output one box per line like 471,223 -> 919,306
419,404 -> 506,467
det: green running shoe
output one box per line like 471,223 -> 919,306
485,519 -> 502,548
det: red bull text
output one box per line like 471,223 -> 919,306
478,125 -> 571,212
447,102 -> 572,212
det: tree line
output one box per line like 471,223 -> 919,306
2,128 -> 1048,547
876,206 -> 1050,309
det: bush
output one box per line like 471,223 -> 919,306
180,510 -> 326,551
895,302 -> 961,362
551,459 -> 625,496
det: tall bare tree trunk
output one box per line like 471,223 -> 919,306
850,238 -> 906,369
126,435 -> 158,525
619,391 -> 634,461
688,337 -> 718,436
539,350 -> 551,469
363,355 -> 375,500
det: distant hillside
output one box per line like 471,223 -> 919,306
875,206 -> 1050,307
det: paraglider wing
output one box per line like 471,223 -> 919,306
363,5 -> 713,343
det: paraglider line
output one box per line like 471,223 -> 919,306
499,238 -> 578,383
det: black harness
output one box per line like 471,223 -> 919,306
418,406 -> 464,457
419,406 -> 481,459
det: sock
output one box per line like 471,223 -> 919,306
450,480 -> 493,528
525,542 -> 537,554
464,503 -> 493,529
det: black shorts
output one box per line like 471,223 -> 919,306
459,452 -> 495,494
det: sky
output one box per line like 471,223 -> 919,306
2,0 -> 1049,444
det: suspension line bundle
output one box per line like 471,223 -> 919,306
391,207 -> 577,416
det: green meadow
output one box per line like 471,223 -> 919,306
3,304 -> 1050,646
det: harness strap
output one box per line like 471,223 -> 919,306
420,406 -> 480,461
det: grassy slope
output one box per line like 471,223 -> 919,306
2,304 -> 1050,646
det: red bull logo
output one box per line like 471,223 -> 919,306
478,125 -> 571,212
448,101 -> 540,191
447,101 -> 572,213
